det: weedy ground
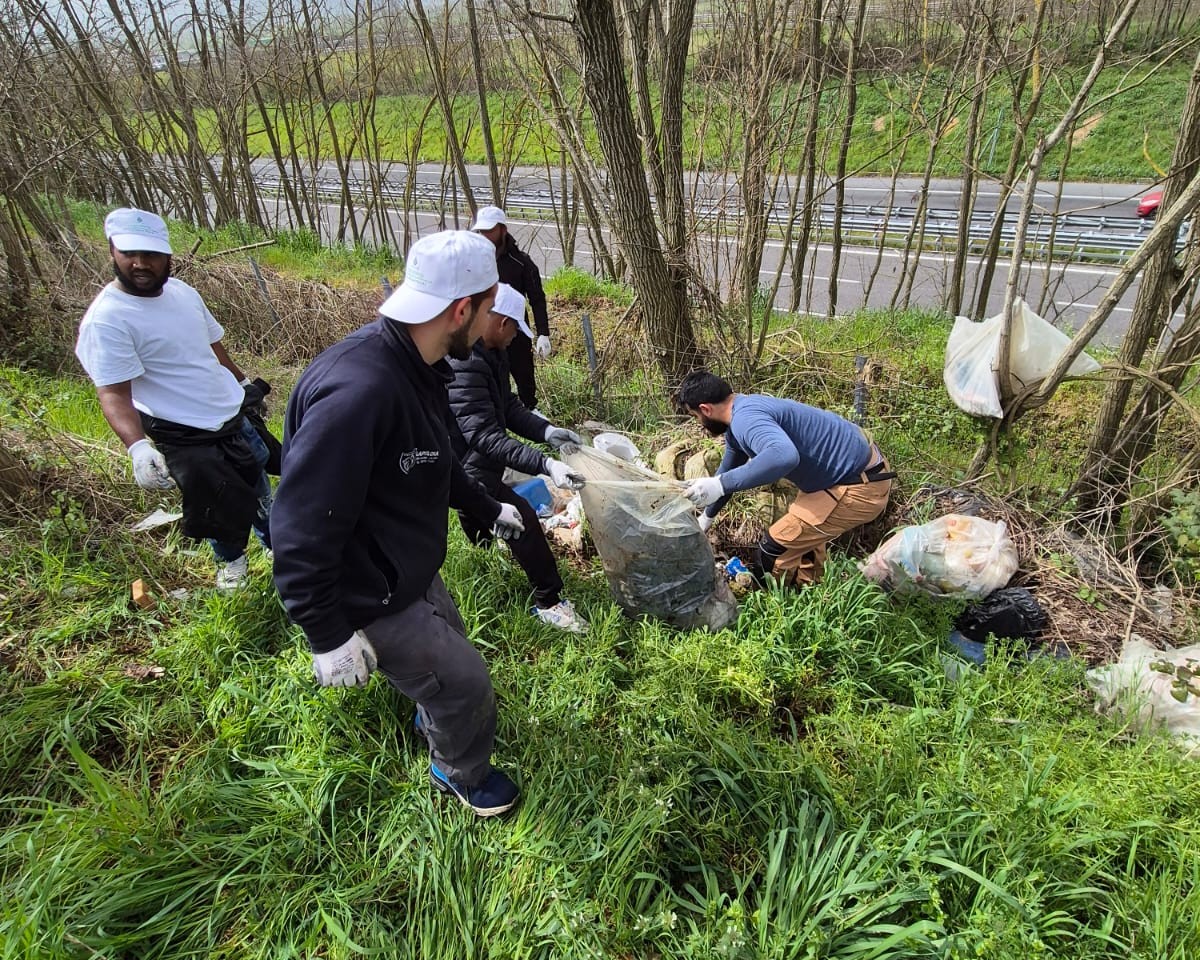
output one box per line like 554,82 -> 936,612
2,253 -> 1198,958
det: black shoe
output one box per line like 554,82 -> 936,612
430,764 -> 519,818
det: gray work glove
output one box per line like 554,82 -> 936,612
698,512 -> 714,533
544,425 -> 582,450
127,438 -> 175,490
535,335 -> 552,359
545,458 -> 585,491
312,630 -> 377,688
492,503 -> 526,540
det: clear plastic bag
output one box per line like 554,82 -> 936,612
944,297 -> 1102,419
1088,636 -> 1200,756
562,445 -> 738,631
859,514 -> 1019,598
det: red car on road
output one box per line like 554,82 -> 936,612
1137,191 -> 1162,218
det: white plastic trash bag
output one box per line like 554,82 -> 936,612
944,297 -> 1102,419
859,514 -> 1019,598
1088,636 -> 1200,757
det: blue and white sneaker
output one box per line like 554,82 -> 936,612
430,764 -> 520,818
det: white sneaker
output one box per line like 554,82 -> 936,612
534,599 -> 589,633
215,554 -> 249,591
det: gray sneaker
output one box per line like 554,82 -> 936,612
215,554 -> 249,591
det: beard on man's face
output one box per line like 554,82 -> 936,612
699,413 -> 729,436
112,258 -> 170,296
446,318 -> 476,360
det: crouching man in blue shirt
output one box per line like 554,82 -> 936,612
676,371 -> 894,586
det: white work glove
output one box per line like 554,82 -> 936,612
127,438 -> 175,490
535,335 -> 552,359
544,425 -> 582,449
492,502 -> 526,540
312,630 -> 377,688
545,458 -> 585,491
684,475 -> 725,508
698,512 -> 714,533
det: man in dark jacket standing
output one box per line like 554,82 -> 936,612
448,283 -> 589,634
271,230 -> 526,818
471,206 -> 551,413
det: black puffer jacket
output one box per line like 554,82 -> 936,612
448,341 -> 551,490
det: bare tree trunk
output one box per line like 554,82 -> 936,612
827,0 -> 867,318
466,0 -> 504,205
573,0 -> 702,383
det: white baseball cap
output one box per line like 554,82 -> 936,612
491,283 -> 532,338
105,207 -> 172,255
470,205 -> 507,231
380,231 -> 499,325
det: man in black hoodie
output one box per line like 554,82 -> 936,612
471,206 -> 551,413
448,283 -> 589,634
272,230 -> 525,818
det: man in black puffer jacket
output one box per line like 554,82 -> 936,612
448,283 -> 590,634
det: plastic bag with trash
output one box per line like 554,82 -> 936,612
859,513 -> 1019,599
562,443 -> 738,631
1087,635 -> 1200,757
944,297 -> 1102,419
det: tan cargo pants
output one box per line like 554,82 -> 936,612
767,448 -> 893,585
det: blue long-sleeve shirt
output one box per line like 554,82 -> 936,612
706,394 -> 871,516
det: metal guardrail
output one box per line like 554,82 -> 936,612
256,173 -> 1174,265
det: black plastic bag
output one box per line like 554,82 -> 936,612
954,587 -> 1047,643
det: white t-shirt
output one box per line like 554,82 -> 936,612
75,279 -> 244,431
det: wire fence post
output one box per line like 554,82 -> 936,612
581,311 -> 602,412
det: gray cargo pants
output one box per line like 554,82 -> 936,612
360,575 -> 496,787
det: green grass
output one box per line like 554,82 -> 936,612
67,201 -> 399,290
2,356 -> 1199,958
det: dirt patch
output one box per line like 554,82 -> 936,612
1072,112 -> 1104,146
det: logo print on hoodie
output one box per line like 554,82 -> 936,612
398,448 -> 440,474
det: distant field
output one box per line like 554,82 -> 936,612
148,61 -> 1188,183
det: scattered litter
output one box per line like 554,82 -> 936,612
860,514 -> 1018,599
168,588 -> 191,601
513,476 -> 553,517
592,432 -> 640,461
123,663 -> 166,681
130,578 -> 155,610
131,509 -> 182,532
1088,635 -> 1200,756
943,297 -> 1101,418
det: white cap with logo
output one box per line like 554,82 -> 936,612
470,205 -> 507,232
492,283 -> 531,338
105,208 -> 172,255
380,230 -> 499,325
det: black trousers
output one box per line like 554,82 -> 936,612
458,482 -> 562,608
506,332 -> 537,409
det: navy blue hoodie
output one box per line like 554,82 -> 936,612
272,319 -> 501,653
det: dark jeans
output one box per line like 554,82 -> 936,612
506,332 -> 537,409
209,417 -> 272,563
360,575 -> 496,787
458,482 -> 562,609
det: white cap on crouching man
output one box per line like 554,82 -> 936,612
105,207 -> 172,255
492,283 -> 532,339
379,230 -> 499,325
470,205 -> 507,231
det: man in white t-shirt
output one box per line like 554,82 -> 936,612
75,207 -> 271,590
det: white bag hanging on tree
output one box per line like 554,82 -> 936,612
944,297 -> 1102,419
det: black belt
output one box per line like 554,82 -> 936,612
838,446 -> 896,486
